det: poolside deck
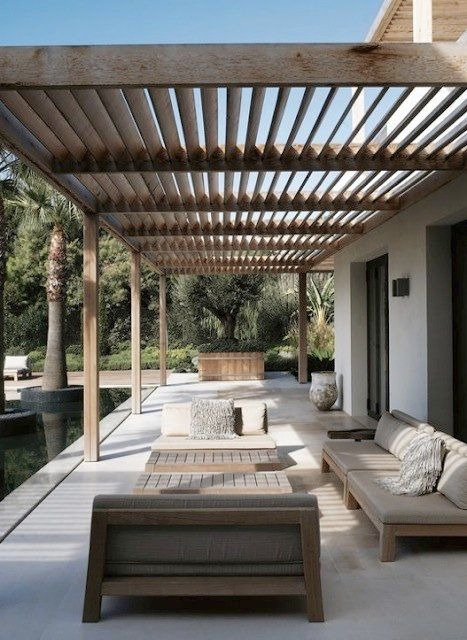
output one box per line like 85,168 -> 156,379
0,372 -> 465,640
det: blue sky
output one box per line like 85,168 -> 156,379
2,0 -> 382,45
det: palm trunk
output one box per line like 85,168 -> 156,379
42,412 -> 67,461
42,226 -> 68,391
0,194 -> 5,413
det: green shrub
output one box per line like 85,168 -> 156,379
198,339 -> 266,353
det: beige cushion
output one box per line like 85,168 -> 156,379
160,401 -> 269,437
161,403 -> 191,436
374,412 -> 419,459
437,451 -> 467,509
152,433 -> 277,451
323,440 -> 400,474
347,470 -> 467,524
433,430 -> 467,454
235,402 -> 268,435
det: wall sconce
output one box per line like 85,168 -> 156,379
392,278 -> 410,297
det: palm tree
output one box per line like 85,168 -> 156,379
12,171 -> 80,391
0,147 -> 18,413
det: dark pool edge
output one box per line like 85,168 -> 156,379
0,386 -> 156,543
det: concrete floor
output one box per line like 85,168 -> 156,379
0,372 -> 466,640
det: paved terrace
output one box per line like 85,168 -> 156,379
0,372 -> 465,640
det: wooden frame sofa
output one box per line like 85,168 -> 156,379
322,410 -> 467,561
3,355 -> 32,381
83,493 -> 324,622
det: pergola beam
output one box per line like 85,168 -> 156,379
0,43 -> 466,88
126,221 -> 364,238
54,149 -> 465,173
142,237 -> 333,252
98,194 -> 399,214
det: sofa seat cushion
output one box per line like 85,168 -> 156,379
105,562 -> 303,577
152,433 -> 277,450
347,470 -> 467,524
323,440 -> 401,474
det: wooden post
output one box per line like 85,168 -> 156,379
413,0 -> 432,42
83,213 -> 99,462
298,272 -> 308,384
131,251 -> 141,414
159,275 -> 167,386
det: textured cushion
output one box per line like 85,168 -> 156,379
190,398 -> 236,440
152,433 -> 277,450
374,412 -> 419,459
106,562 -> 303,577
347,470 -> 467,524
323,440 -> 401,474
161,401 -> 268,437
437,451 -> 467,509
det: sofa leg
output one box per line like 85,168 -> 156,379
304,562 -> 324,622
321,456 -> 330,473
344,488 -> 360,510
82,593 -> 102,623
379,526 -> 396,562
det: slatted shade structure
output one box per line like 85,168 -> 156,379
368,0 -> 467,42
1,42 -> 466,460
0,44 -> 466,275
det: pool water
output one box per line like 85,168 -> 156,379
1,388 -> 130,500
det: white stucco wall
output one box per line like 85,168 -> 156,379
334,173 -> 467,432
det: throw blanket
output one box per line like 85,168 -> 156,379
376,434 -> 445,496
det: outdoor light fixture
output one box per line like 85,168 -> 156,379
392,278 -> 410,297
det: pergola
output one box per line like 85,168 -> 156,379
0,31 -> 466,460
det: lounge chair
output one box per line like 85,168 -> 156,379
3,355 -> 32,381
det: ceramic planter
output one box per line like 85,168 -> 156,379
309,371 -> 338,411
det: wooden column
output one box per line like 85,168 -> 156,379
159,275 -> 167,386
131,251 -> 141,414
83,213 -> 99,462
413,0 -> 432,42
298,272 -> 308,384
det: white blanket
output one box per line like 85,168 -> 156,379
375,433 -> 445,497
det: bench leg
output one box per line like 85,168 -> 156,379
344,487 -> 360,510
321,456 -> 330,473
379,525 -> 396,562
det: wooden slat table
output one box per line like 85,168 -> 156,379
145,449 -> 283,473
133,471 -> 292,495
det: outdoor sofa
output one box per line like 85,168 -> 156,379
83,492 -> 324,622
3,355 -> 32,381
322,410 -> 467,561
151,401 -> 277,450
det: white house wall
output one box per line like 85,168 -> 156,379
334,173 -> 467,432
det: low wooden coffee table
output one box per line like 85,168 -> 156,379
145,449 -> 283,473
133,470 -> 292,494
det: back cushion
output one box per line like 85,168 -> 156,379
437,451 -> 467,509
235,402 -> 268,435
161,401 -> 268,437
161,403 -> 191,436
374,411 -> 419,459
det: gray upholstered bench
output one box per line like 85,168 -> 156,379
83,492 -> 323,622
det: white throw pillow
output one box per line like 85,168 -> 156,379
161,403 -> 191,436
235,402 -> 268,435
